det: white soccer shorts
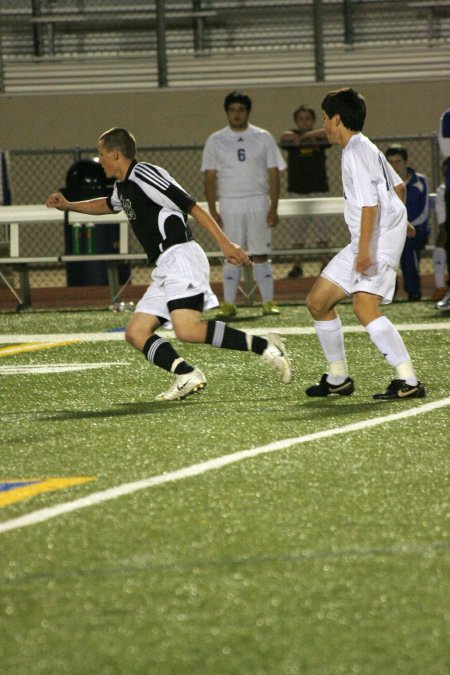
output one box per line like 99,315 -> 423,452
134,241 -> 219,320
321,244 -> 397,305
220,195 -> 272,256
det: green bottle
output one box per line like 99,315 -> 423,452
71,223 -> 82,255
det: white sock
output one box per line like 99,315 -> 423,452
253,261 -> 273,302
223,262 -> 241,304
314,317 -> 348,384
433,247 -> 447,288
365,316 -> 418,386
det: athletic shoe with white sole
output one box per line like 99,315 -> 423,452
305,373 -> 355,397
155,368 -> 207,401
261,333 -> 292,384
436,289 -> 450,310
373,379 -> 425,400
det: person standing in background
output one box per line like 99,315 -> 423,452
385,145 -> 430,301
280,105 -> 330,278
202,90 -> 286,319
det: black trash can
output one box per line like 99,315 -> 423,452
63,159 -> 129,286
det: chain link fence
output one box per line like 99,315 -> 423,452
0,134 -> 441,298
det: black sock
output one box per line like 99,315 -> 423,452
205,320 -> 267,355
142,335 -> 193,373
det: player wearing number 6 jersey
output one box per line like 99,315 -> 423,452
305,88 -> 424,400
202,91 -> 286,318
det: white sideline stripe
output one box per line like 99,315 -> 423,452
0,322 -> 449,344
0,362 -> 127,375
1,397 -> 449,535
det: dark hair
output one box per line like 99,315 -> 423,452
293,105 -> 316,122
224,90 -> 252,113
321,88 -> 366,131
385,145 -> 408,162
98,127 -> 137,160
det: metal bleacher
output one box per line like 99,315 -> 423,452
0,0 -> 449,93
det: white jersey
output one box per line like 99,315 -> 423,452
201,124 -> 286,200
341,133 -> 407,267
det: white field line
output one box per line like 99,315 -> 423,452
0,321 -> 449,344
1,397 -> 449,535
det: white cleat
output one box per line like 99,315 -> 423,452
261,333 -> 292,384
155,368 -> 207,401
436,289 -> 450,310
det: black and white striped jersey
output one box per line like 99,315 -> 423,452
107,160 -> 196,263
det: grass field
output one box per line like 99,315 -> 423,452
1,302 -> 449,674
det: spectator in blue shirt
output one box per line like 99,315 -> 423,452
386,145 -> 430,301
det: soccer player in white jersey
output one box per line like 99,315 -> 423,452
46,128 -> 291,401
202,91 -> 286,318
305,88 -> 424,400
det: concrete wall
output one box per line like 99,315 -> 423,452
0,79 -> 447,150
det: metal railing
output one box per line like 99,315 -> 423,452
0,1 -> 449,91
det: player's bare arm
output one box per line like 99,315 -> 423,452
46,192 -> 113,215
299,128 -> 328,142
392,183 -> 416,238
356,205 -> 377,273
267,167 -> 280,227
190,203 -> 250,266
280,130 -> 300,146
203,170 -> 223,227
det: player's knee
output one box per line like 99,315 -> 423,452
173,321 -> 206,344
124,325 -> 139,347
306,291 -> 324,318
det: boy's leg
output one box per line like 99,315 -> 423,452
126,311 -> 199,374
305,276 -> 354,396
125,307 -> 206,402
400,238 -> 421,300
170,306 -> 291,384
352,292 -> 424,399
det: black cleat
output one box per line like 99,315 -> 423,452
305,373 -> 355,397
373,379 -> 425,400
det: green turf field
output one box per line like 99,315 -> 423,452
1,303 -> 449,674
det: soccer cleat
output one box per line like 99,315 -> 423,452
305,373 -> 355,397
261,333 -> 292,383
262,301 -> 281,316
215,302 -> 237,319
431,287 -> 446,302
436,289 -> 450,310
373,379 -> 425,400
155,368 -> 207,401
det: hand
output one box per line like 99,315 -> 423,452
46,192 -> 69,211
406,222 -> 416,238
355,251 -> 373,274
267,207 -> 279,228
222,241 -> 251,266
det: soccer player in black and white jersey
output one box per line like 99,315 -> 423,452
46,127 -> 291,400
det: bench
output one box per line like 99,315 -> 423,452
0,196 -> 436,309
